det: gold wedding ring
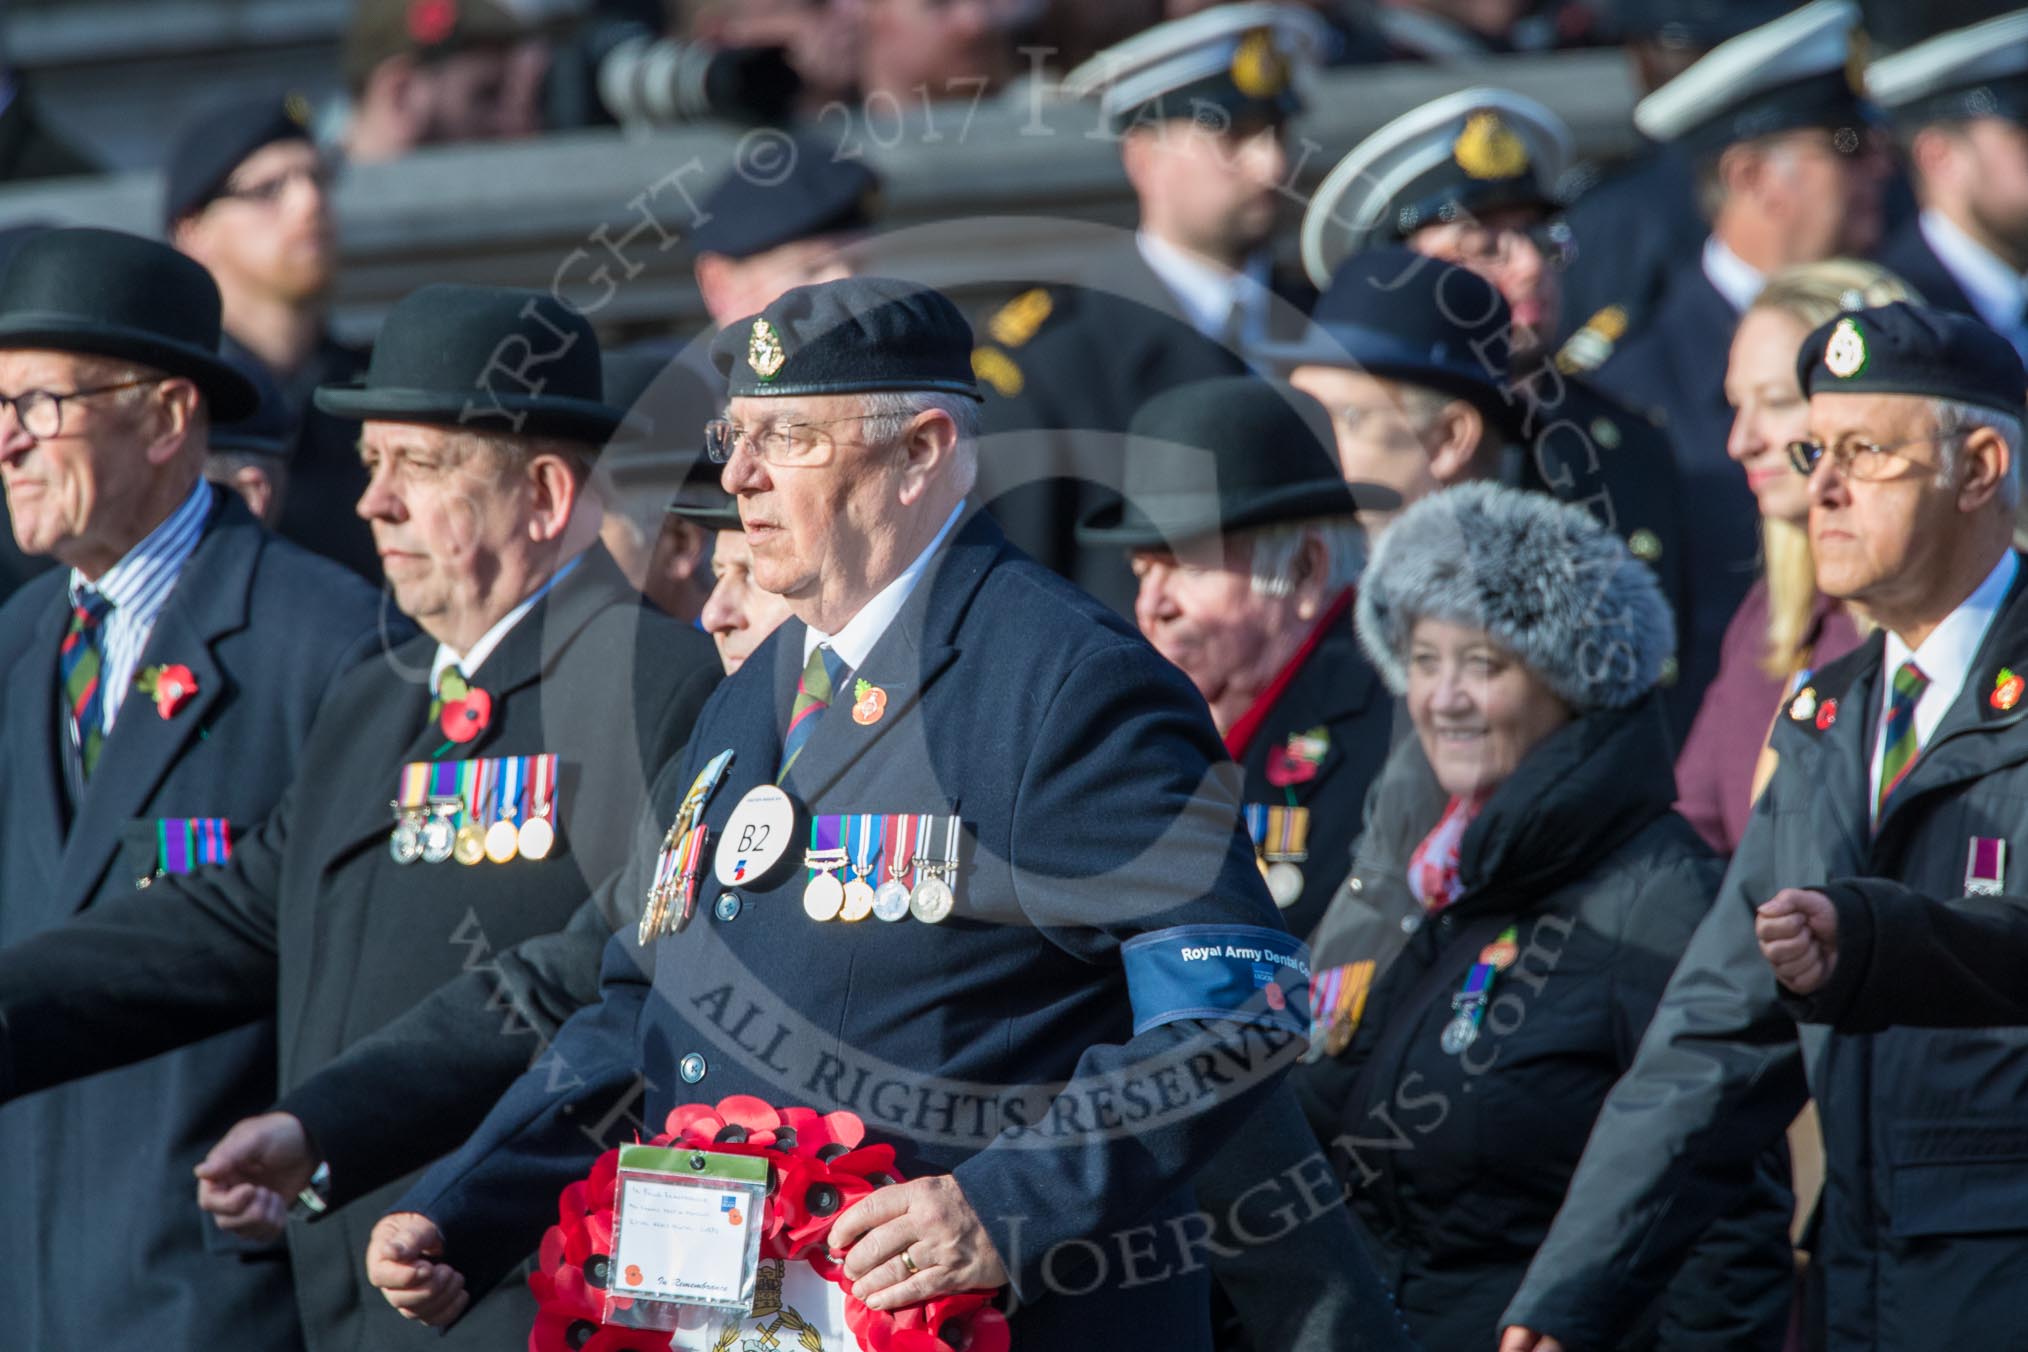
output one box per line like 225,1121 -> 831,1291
900,1248 -> 921,1275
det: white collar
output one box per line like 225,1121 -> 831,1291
1879,548 -> 2019,750
1919,208 -> 2028,336
1136,229 -> 1272,345
1701,235 -> 1766,314
803,503 -> 963,673
429,551 -> 586,693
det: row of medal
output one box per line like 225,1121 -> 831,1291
798,811 -> 963,925
388,754 -> 561,866
156,816 -> 233,877
1243,803 -> 1310,909
1439,924 -> 1519,1055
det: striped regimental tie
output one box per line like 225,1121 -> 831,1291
1876,659 -> 1929,818
60,588 -> 114,780
778,645 -> 847,784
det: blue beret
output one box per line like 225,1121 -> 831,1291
1797,301 -> 2027,418
710,276 -> 980,402
687,139 -> 879,259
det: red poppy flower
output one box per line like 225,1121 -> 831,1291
407,0 -> 457,45
152,664 -> 198,718
441,686 -> 492,743
1264,745 -> 1319,786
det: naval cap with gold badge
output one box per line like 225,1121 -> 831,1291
1059,1 -> 1329,131
1797,301 -> 2027,418
1634,0 -> 1875,158
1867,8 -> 2028,131
1299,85 -> 1572,288
709,275 -> 981,401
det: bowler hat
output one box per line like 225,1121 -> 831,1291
315,284 -> 634,446
0,227 -> 258,420
1077,376 -> 1398,548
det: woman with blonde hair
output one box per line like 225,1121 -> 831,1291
1673,259 -> 1913,856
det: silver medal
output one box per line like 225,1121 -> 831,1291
1265,861 -> 1305,910
389,813 -> 423,865
872,879 -> 913,922
910,874 -> 955,924
1440,1013 -> 1478,1055
420,812 -> 456,864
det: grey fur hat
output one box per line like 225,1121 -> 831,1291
1355,482 -> 1676,711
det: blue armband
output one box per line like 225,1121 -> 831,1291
1121,924 -> 1311,1038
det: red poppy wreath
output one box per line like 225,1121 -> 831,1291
529,1096 -> 1010,1352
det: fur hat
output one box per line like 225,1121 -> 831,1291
1356,482 -> 1675,711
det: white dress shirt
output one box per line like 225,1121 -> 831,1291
429,551 -> 586,693
71,477 -> 212,733
803,503 -> 963,672
1870,549 -> 2020,820
1701,235 -> 1767,315
1920,208 -> 2028,364
1137,229 -> 1274,349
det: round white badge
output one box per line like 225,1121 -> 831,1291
714,785 -> 799,888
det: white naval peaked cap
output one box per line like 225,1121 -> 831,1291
1299,86 -> 1571,289
1060,2 -> 1330,125
1867,9 -> 2028,124
1634,0 -> 1868,149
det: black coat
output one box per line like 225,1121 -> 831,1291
1591,261 -> 1756,733
1297,700 -> 1794,1352
1507,372 -> 1694,733
1784,876 -> 2028,1030
1232,603 -> 1392,940
972,244 -> 1309,614
0,546 -> 720,1352
1553,143 -> 1702,351
1505,553 -> 2028,1352
0,493 -> 385,1352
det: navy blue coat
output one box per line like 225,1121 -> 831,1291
0,490 -> 387,1352
1874,217 -> 1978,319
1593,261 -> 1755,734
397,511 -> 1303,1348
0,546 -> 719,1352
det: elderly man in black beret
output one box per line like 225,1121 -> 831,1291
1504,301 -> 2028,1352
167,95 -> 379,581
0,227 -> 386,1352
0,283 -> 723,1352
364,275 -> 1307,1350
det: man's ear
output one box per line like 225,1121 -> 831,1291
896,409 -> 959,505
141,379 -> 204,468
525,451 -> 583,543
1956,425 -> 2013,514
1425,399 -> 1489,485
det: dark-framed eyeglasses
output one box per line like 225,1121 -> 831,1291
0,376 -> 167,440
214,161 -> 341,207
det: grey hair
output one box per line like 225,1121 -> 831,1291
1246,518 -> 1366,598
1933,398 -> 2023,512
858,390 -> 980,495
1356,481 -> 1675,712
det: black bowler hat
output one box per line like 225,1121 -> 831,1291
668,458 -> 741,531
163,94 -> 316,227
315,284 -> 634,445
0,227 -> 258,420
1256,247 -> 1521,434
709,276 -> 979,401
599,347 -> 717,494
1077,376 -> 1398,548
1797,301 -> 2028,418
210,351 -> 296,460
688,139 -> 879,260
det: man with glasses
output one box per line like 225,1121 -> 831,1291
0,227 -> 386,1352
1293,88 -> 1695,724
167,95 -> 379,581
1502,301 -> 2028,1351
1571,0 -> 1889,718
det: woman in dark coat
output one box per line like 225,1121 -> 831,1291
1298,483 -> 1794,1351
